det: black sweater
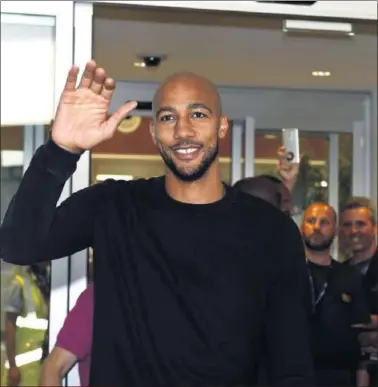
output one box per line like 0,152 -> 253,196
0,140 -> 314,386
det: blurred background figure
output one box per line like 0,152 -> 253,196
2,265 -> 49,386
233,147 -> 300,216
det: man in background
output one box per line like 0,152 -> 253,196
233,147 -> 299,215
301,202 -> 370,386
3,265 -> 49,386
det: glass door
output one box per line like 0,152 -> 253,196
1,2 -> 74,386
230,118 -> 359,260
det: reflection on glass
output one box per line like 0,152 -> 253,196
1,126 -> 52,387
1,12 -> 55,386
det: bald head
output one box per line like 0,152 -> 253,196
304,202 -> 337,224
234,175 -> 292,214
152,72 -> 222,117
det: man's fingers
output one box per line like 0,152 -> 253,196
90,67 -> 106,94
104,101 -> 138,137
79,60 -> 97,88
64,66 -> 79,91
101,78 -> 116,100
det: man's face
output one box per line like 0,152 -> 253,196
340,207 -> 376,254
302,203 -> 336,251
150,77 -> 228,182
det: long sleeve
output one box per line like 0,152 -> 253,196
0,140 -> 105,265
265,216 -> 315,386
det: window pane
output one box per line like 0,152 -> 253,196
0,14 -> 55,125
1,13 -> 56,387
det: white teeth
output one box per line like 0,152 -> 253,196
176,148 -> 197,154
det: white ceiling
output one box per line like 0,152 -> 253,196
92,4 -> 377,90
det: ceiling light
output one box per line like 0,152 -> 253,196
283,19 -> 354,36
133,61 -> 146,68
312,71 -> 331,77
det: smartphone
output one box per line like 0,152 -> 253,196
282,128 -> 300,163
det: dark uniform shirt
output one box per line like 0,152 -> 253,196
307,260 -> 370,368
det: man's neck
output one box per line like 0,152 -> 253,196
306,249 -> 332,266
350,242 -> 377,265
165,165 -> 224,204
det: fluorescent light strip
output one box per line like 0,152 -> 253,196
283,19 -> 354,35
96,174 -> 134,181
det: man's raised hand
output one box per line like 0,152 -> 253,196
51,60 -> 137,153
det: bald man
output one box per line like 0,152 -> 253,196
301,203 -> 371,386
234,175 -> 292,215
1,62 -> 313,386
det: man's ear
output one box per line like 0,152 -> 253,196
218,116 -> 229,139
149,119 -> 157,145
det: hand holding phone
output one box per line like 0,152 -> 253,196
282,128 -> 300,163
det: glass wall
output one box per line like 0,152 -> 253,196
0,11 -> 56,384
254,131 -> 353,215
0,2 -> 74,385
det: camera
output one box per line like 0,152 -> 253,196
142,56 -> 162,68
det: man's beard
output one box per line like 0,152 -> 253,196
159,141 -> 219,182
303,233 -> 335,252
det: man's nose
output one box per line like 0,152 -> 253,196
174,117 -> 195,138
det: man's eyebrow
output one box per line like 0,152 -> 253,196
155,103 -> 213,118
187,103 -> 212,114
155,106 -> 176,117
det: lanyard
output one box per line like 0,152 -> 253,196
307,260 -> 331,314
308,270 -> 328,314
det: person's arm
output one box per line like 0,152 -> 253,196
265,216 -> 315,386
1,60 -> 136,266
0,140 -> 108,265
39,347 -> 77,386
42,284 -> 94,386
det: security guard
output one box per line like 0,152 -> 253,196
301,202 -> 371,386
2,265 -> 49,386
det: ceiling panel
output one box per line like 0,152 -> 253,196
92,4 -> 377,89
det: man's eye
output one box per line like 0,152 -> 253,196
160,115 -> 174,121
192,112 -> 206,118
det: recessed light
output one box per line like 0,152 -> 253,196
312,71 -> 331,77
133,61 -> 146,68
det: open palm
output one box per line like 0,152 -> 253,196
51,60 -> 137,153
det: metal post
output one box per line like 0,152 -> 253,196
231,120 -> 243,185
22,126 -> 34,175
352,121 -> 366,197
244,117 -> 255,178
328,134 -> 339,211
328,134 -> 339,259
65,2 -> 93,386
